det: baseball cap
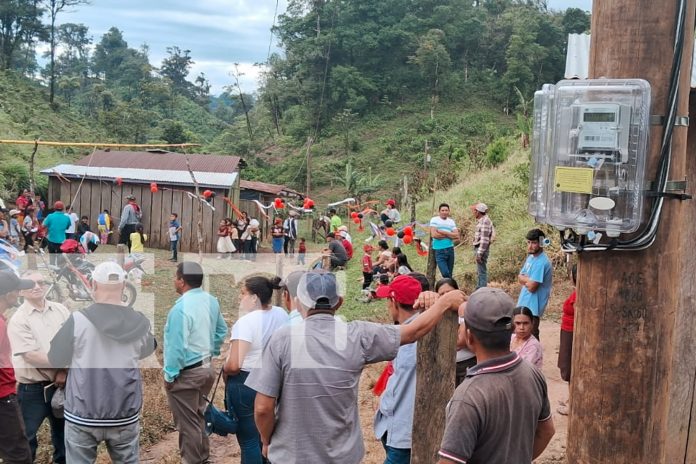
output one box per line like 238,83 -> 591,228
464,287 -> 514,333
8,209 -> 20,216
280,270 -> 306,298
386,199 -> 396,206
473,203 -> 488,213
92,262 -> 127,284
297,271 -> 341,310
337,225 -> 348,232
0,271 -> 35,296
375,275 -> 422,305
53,201 -> 65,210
126,194 -> 136,201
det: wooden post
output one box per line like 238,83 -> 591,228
274,253 -> 284,307
567,1 -> 696,463
411,310 -> 457,463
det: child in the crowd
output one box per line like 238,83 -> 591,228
396,253 -> 413,275
98,209 -> 111,245
168,213 -> 181,262
77,215 -> 91,240
362,245 -> 374,289
297,237 -> 306,265
8,210 -> 21,247
228,218 -> 239,257
217,218 -> 236,259
129,223 -> 147,259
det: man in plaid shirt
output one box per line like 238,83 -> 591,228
472,203 -> 494,288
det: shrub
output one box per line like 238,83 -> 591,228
485,137 -> 512,167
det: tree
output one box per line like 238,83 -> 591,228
160,46 -> 193,95
54,22 -> 91,79
409,29 -> 451,120
562,8 -> 590,34
228,63 -> 254,142
0,0 -> 44,70
42,0 -> 89,104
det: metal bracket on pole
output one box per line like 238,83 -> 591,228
646,179 -> 692,200
649,115 -> 690,126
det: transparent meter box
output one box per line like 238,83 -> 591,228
546,79 -> 651,236
528,84 -> 555,222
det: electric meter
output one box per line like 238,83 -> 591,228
529,79 -> 651,237
528,84 -> 555,222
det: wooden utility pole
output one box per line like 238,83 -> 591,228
567,1 -> 696,463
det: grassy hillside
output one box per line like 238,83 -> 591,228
0,72 -> 107,197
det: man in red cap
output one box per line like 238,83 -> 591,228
42,201 -> 71,266
373,274 -> 424,463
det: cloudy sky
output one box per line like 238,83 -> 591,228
61,0 -> 591,95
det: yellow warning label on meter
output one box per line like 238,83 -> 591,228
554,167 -> 594,194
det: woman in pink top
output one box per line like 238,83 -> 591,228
510,306 -> 543,369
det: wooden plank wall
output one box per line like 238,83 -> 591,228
46,177 -> 230,253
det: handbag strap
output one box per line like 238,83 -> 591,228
208,367 -> 225,405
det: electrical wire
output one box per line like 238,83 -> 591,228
561,0 -> 687,253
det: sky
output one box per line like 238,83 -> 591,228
60,0 -> 592,95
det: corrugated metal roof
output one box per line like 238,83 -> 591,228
240,180 -> 302,197
565,33 -> 591,80
73,150 -> 242,173
566,33 -> 696,87
42,164 -> 238,188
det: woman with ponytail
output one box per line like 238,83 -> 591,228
224,275 -> 288,463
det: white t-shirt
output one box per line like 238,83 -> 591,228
66,212 -> 79,234
231,306 -> 289,371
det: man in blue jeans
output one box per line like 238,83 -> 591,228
373,275 -> 424,464
8,271 -> 70,463
430,203 -> 459,279
472,203 -> 494,289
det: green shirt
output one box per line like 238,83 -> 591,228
330,215 -> 342,233
43,211 -> 71,244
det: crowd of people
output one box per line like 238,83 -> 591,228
0,190 -> 580,464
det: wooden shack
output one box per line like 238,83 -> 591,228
239,180 -> 302,241
42,150 -> 243,253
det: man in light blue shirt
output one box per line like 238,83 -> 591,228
163,261 -> 227,464
517,229 -> 553,340
430,203 -> 459,279
373,275 -> 425,464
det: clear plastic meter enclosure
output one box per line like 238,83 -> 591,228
528,83 -> 555,222
529,79 -> 651,237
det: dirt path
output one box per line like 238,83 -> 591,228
139,320 -> 568,463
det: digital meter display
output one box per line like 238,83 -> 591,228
583,112 -> 616,123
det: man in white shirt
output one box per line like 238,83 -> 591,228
283,211 -> 298,257
65,207 -> 79,240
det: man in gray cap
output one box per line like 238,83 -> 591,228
437,287 -> 554,464
247,270 -> 464,464
0,271 -> 35,464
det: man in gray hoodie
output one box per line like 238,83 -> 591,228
48,262 -> 156,463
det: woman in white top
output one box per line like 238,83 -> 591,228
224,276 -> 288,464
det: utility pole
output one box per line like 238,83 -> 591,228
567,1 -> 696,463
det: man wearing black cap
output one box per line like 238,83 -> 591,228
247,271 -> 464,464
437,287 -> 555,464
0,271 -> 35,464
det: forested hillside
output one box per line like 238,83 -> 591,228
0,0 -> 589,201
